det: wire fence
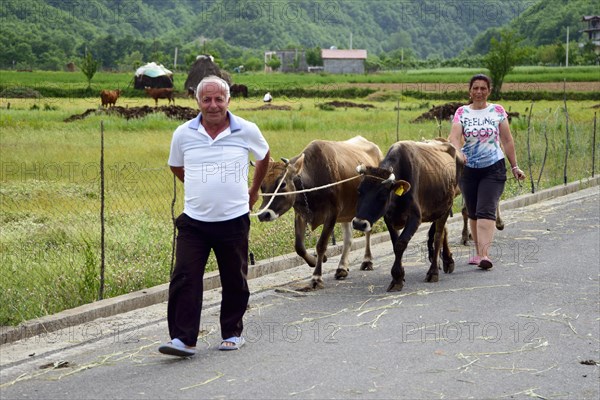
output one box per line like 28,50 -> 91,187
0,135 -> 184,325
0,110 -> 598,326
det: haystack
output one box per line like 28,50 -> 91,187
184,55 -> 232,95
134,62 -> 174,89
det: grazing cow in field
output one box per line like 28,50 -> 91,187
100,89 -> 121,108
230,84 -> 248,98
352,140 -> 463,292
257,136 -> 383,290
144,87 -> 174,107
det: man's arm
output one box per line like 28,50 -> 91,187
170,166 -> 184,182
248,150 -> 270,209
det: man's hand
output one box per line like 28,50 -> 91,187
249,189 -> 260,210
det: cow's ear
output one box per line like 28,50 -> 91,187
392,180 -> 411,197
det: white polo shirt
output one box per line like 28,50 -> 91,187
168,111 -> 269,222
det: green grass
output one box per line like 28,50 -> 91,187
1,66 -> 598,98
1,85 -> 599,325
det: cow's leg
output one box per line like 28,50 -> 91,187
427,223 -> 435,263
305,216 -> 336,290
294,214 -> 317,268
426,213 -> 450,283
360,231 -> 373,271
495,206 -> 504,230
441,226 -> 455,274
334,223 -> 352,279
387,213 -> 420,292
461,205 -> 470,245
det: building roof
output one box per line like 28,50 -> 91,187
582,16 -> 600,21
321,49 -> 367,60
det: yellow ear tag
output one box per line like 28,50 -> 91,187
394,186 -> 405,196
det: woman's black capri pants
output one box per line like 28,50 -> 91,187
459,159 -> 507,221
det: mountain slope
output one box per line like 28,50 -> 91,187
1,0 -> 595,70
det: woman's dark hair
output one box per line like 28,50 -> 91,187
469,74 -> 491,90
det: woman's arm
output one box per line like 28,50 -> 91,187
498,120 -> 525,180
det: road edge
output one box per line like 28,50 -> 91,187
2,176 -> 598,345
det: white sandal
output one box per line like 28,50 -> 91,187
218,336 -> 245,351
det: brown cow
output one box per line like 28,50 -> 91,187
144,87 -> 174,107
257,136 -> 383,290
100,89 -> 121,108
230,84 -> 248,98
352,140 -> 463,292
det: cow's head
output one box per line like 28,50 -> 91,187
352,165 -> 411,232
257,154 -> 305,222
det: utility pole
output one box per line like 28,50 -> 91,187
565,26 -> 569,67
174,47 -> 178,69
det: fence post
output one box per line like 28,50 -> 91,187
562,80 -> 569,186
526,101 -> 534,193
593,112 -> 597,178
396,99 -> 400,142
99,121 -> 105,300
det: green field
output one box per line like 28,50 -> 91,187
1,66 -> 599,98
1,68 -> 599,325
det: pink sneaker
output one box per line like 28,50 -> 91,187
468,255 -> 481,265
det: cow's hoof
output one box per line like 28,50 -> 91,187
443,261 -> 455,274
297,280 -> 323,292
298,279 -> 324,291
461,237 -> 469,246
335,268 -> 348,280
360,261 -> 373,271
386,280 -> 404,292
426,273 -> 439,282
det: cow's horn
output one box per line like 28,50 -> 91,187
382,173 -> 396,183
281,157 -> 289,165
356,164 -> 366,174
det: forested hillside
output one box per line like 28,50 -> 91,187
0,0 -> 597,70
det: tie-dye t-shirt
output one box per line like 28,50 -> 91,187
452,104 -> 507,168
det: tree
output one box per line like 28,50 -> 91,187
305,47 -> 323,66
78,50 -> 100,91
118,51 -> 144,71
484,29 -> 525,100
245,57 -> 264,72
265,55 -> 281,71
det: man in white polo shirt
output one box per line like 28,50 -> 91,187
159,76 -> 270,357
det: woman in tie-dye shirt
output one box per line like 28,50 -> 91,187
448,74 -> 525,270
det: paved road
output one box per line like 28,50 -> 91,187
1,187 -> 599,399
